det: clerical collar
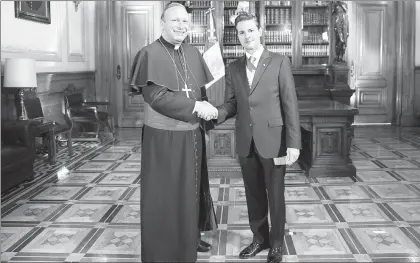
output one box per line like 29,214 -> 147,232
159,36 -> 182,50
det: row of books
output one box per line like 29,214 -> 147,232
266,45 -> 292,56
189,7 -> 328,27
264,1 -> 291,6
302,57 -> 329,65
191,10 -> 208,25
224,1 -> 239,8
265,8 -> 291,24
221,49 -> 329,66
302,45 -> 329,56
187,0 -> 327,8
265,30 -> 292,43
223,9 -> 237,25
189,1 -> 211,8
303,11 -> 329,25
223,27 -> 238,42
193,41 -> 328,58
222,45 -> 245,57
188,32 -> 206,44
303,1 -> 329,7
302,31 -> 328,43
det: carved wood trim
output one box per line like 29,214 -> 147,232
395,1 -> 416,125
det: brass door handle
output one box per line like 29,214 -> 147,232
116,65 -> 121,80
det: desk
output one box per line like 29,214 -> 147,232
298,101 -> 359,177
32,120 -> 56,165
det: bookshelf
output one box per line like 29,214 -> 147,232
182,0 -> 347,104
301,0 -> 331,66
261,1 -> 293,62
222,1 -> 244,67
184,0 -> 335,68
185,0 -> 212,55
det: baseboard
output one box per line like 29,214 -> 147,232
400,114 -> 420,127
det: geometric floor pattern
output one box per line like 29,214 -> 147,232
2,126 -> 420,262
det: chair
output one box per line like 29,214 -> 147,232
23,97 -> 73,155
1,120 -> 37,192
65,90 -> 114,141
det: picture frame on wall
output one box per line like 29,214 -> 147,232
15,1 -> 51,24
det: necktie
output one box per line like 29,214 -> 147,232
246,56 -> 257,71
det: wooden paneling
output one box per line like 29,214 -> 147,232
95,1 -> 113,104
415,67 -> 420,120
396,1 -> 418,126
122,6 -> 152,118
316,126 -> 343,161
207,119 -> 239,169
112,1 -> 162,128
350,2 -> 396,124
359,10 -> 384,77
1,72 -> 95,124
211,130 -> 235,158
356,87 -> 386,114
124,8 -> 153,82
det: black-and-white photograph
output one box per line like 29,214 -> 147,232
1,1 -> 420,262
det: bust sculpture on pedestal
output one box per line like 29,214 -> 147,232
332,1 -> 349,63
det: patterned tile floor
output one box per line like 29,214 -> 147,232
2,126 -> 420,262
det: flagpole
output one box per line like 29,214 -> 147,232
205,6 -> 216,46
201,6 -> 217,133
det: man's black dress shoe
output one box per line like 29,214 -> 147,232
267,247 -> 283,263
239,242 -> 270,259
197,240 -> 212,252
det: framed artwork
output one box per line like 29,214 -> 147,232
15,1 -> 51,24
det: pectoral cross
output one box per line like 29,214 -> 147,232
182,84 -> 192,98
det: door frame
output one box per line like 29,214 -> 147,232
347,1 -> 396,125
112,1 -> 163,128
348,1 -> 416,126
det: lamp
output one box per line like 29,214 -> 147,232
3,58 -> 37,120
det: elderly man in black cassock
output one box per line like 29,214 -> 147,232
129,2 -> 218,262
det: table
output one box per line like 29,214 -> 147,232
297,100 -> 359,177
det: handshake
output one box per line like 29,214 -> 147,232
192,101 -> 218,121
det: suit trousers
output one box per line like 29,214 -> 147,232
238,139 -> 286,249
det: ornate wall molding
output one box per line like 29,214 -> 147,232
66,1 -> 86,62
0,45 -> 62,62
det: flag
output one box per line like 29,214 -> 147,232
203,7 -> 225,89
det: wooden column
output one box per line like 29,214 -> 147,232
94,2 -> 114,108
396,1 -> 418,126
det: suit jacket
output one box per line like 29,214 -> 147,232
217,49 -> 301,159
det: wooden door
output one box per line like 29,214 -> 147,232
113,1 -> 162,127
348,1 -> 397,124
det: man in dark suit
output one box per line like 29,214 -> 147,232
199,12 -> 301,263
